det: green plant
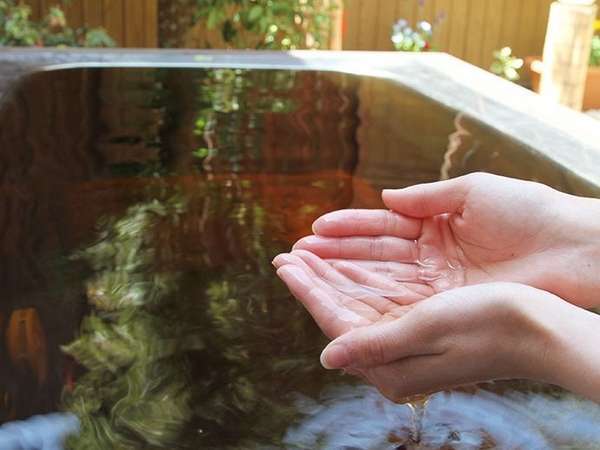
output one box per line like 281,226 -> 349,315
0,0 -> 115,47
490,47 -> 524,82
391,19 -> 433,52
591,21 -> 600,67
0,0 -> 39,45
193,0 -> 337,50
591,36 -> 600,67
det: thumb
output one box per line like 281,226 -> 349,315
320,318 -> 420,370
382,174 -> 476,218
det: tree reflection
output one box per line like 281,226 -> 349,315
192,69 -> 299,174
62,193 -> 193,449
61,173 -> 351,449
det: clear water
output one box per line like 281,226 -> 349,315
0,67 -> 599,449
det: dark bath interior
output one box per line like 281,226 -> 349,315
0,67 -> 599,449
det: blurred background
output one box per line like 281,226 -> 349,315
3,0 -> 599,111
0,0 -> 573,62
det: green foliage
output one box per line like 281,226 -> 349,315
592,21 -> 600,67
193,0 -> 338,50
591,35 -> 600,67
490,47 -> 524,82
81,27 -> 116,48
0,0 -> 39,45
391,19 -> 433,52
0,0 -> 115,47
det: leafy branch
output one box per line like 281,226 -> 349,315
193,0 -> 338,50
0,0 -> 115,47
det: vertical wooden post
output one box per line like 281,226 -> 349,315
540,0 -> 597,110
145,0 -> 159,47
328,0 -> 343,50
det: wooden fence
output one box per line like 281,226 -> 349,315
26,0 -> 158,47
343,0 -> 556,67
23,0 -> 598,68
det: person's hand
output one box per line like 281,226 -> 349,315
272,250 -> 418,339
318,282 -> 600,403
293,172 -> 600,308
273,254 -> 600,403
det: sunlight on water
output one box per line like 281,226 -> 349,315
0,413 -> 78,450
284,385 -> 600,450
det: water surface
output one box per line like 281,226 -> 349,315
0,67 -> 598,449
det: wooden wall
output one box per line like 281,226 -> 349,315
21,0 -> 599,69
26,0 -> 158,47
343,0 -> 556,67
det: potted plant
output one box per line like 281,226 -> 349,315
526,20 -> 600,110
490,47 -> 525,82
391,19 -> 434,52
390,0 -> 446,53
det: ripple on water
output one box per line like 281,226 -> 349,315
283,384 -> 600,449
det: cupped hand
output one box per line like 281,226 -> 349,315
316,281 -> 588,402
273,253 -> 596,401
293,172 -> 600,308
272,250 -> 419,339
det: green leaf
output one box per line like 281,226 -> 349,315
207,9 -> 222,29
511,58 -> 524,70
504,67 -> 519,81
248,4 -> 264,22
193,148 -> 210,159
187,0 -> 336,50
490,61 -> 503,75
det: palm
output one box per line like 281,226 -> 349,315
273,250 -> 416,340
274,250 -> 425,398
273,250 -> 478,401
292,173 -> 578,303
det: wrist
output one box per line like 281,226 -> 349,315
536,299 -> 600,401
553,193 -> 600,308
567,195 -> 600,249
490,285 -> 572,381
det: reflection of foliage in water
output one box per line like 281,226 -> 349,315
193,69 -> 297,172
59,64 -> 355,447
162,179 -> 335,448
62,194 -> 195,449
61,178 -> 334,448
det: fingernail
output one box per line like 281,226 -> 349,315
382,189 -> 401,198
312,218 -> 325,234
312,212 -> 339,232
272,254 -> 291,268
293,236 -> 320,250
321,344 -> 350,369
277,265 -> 312,288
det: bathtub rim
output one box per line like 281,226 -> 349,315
1,48 -> 599,193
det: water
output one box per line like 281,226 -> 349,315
0,67 -> 599,449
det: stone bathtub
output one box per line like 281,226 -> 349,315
0,49 -> 599,449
